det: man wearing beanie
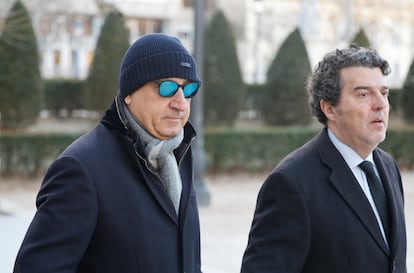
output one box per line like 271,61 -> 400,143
14,33 -> 203,273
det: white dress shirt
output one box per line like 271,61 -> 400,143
327,128 -> 389,245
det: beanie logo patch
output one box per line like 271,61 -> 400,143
180,61 -> 191,68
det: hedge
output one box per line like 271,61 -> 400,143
204,127 -> 317,173
1,128 -> 414,177
43,79 -> 85,117
0,133 -> 81,177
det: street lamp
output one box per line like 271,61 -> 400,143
191,0 -> 210,206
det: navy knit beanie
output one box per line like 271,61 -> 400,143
118,33 -> 201,99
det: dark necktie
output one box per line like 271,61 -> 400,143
359,160 -> 390,241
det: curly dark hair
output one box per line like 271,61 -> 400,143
307,44 -> 391,124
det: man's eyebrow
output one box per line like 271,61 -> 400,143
353,85 -> 389,90
353,85 -> 370,91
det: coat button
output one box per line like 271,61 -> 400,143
391,261 -> 397,272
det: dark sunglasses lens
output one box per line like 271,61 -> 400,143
159,81 -> 179,97
183,83 -> 199,98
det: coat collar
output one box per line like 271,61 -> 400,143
100,98 -> 197,225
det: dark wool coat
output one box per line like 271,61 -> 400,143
14,101 -> 202,273
241,128 -> 406,273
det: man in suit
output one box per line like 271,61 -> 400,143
241,44 -> 406,273
14,33 -> 203,273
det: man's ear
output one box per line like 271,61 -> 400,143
124,95 -> 131,105
320,99 -> 335,121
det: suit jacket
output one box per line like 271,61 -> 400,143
241,128 -> 406,273
14,102 -> 202,273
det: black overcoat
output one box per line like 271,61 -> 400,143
14,102 -> 202,273
241,128 -> 406,273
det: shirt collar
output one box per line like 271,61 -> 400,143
327,128 -> 373,169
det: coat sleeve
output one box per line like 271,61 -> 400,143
14,156 -> 98,273
241,171 -> 310,273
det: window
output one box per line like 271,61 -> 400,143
71,50 -> 79,78
71,50 -> 78,65
183,0 -> 193,7
54,50 -> 61,65
137,18 -> 162,35
87,51 -> 94,67
84,17 -> 93,35
39,16 -> 51,36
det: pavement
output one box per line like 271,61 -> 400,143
0,172 -> 413,273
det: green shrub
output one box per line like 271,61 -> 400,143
351,29 -> 371,47
44,79 -> 85,117
262,28 -> 311,125
0,0 -> 43,129
389,88 -> 401,116
379,129 -> 414,170
205,127 -> 414,173
205,127 -> 317,173
1,128 -> 414,177
84,11 -> 130,113
204,10 -> 245,126
401,59 -> 414,123
0,133 -> 81,177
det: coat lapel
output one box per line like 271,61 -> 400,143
137,149 -> 194,226
316,129 -> 390,255
121,135 -> 180,225
142,168 -> 180,224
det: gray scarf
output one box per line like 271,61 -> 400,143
119,98 -> 183,215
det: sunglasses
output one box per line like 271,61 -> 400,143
154,80 -> 200,98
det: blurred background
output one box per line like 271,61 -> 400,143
1,0 -> 414,180
0,0 -> 414,272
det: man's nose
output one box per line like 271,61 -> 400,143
170,88 -> 188,110
373,91 -> 388,110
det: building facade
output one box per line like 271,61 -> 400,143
219,0 -> 414,87
0,0 -> 197,80
1,0 -> 414,87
